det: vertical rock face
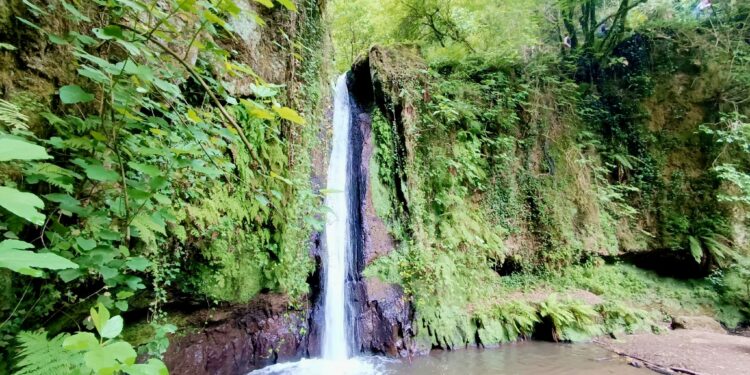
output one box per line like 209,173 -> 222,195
346,60 -> 418,357
164,295 -> 309,375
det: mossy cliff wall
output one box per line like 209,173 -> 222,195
352,31 -> 749,349
0,1 -> 331,374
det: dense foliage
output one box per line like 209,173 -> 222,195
349,0 -> 750,348
0,0 -> 326,373
1,0 -> 750,372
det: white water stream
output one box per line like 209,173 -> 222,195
248,74 -> 379,374
322,73 -> 354,360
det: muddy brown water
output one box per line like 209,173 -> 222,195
250,341 -> 650,374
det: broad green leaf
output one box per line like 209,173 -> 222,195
106,341 -> 137,365
93,25 -> 123,40
84,346 -> 118,373
125,257 -> 151,271
63,332 -> 99,351
76,238 -> 97,251
250,83 -> 277,98
0,43 -> 16,50
59,85 -> 94,104
45,193 -> 85,214
116,290 -> 135,299
128,162 -> 161,177
254,0 -> 274,7
0,239 -> 78,277
276,0 -> 297,11
78,66 -> 109,84
76,161 -> 119,182
124,359 -> 169,375
0,138 -> 51,161
0,186 -> 45,225
273,106 -> 305,124
100,316 -> 123,339
90,303 -> 111,335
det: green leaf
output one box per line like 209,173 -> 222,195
107,341 -> 137,365
688,236 -> 703,263
101,316 -> 123,339
61,0 -> 91,22
84,342 -> 136,373
78,65 -> 109,84
93,25 -> 123,40
115,300 -> 128,311
250,83 -> 277,98
276,0 -> 297,11
254,0 -> 274,7
0,137 -> 51,161
0,43 -> 16,50
219,0 -> 242,15
125,256 -> 151,271
0,239 -> 78,277
76,237 -> 97,251
124,359 -> 168,375
59,85 -> 94,104
90,303 -> 111,335
0,186 -> 45,225
46,193 -> 85,214
128,162 -> 161,178
273,106 -> 305,124
73,160 -> 119,182
63,332 -> 99,352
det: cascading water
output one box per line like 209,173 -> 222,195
322,73 -> 355,360
248,74 -> 384,375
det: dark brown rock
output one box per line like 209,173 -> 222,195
164,294 -> 309,375
348,72 -> 418,357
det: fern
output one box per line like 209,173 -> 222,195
0,99 -> 29,131
14,331 -> 82,375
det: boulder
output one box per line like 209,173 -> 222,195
671,316 -> 725,334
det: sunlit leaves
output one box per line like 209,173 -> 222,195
274,106 -> 306,124
254,0 -> 274,7
276,0 -> 297,12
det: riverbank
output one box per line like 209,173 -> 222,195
597,328 -> 750,375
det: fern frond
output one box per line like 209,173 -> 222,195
0,99 -> 29,131
688,236 -> 703,263
24,163 -> 81,193
14,331 -> 82,375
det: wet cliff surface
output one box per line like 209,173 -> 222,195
163,295 -> 309,375
349,77 -> 416,357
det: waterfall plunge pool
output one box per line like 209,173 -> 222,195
248,341 -> 649,374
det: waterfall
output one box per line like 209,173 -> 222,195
322,73 -> 355,360
248,74 -> 382,375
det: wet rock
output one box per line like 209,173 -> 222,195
671,316 -> 725,334
347,71 -> 418,357
164,294 -> 309,375
356,278 -> 415,357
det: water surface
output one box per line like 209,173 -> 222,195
249,342 -> 649,375
384,342 -> 648,375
